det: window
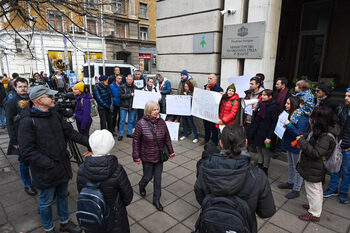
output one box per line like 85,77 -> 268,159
114,0 -> 125,14
85,0 -> 96,7
87,19 -> 97,34
139,3 -> 148,18
116,22 -> 127,38
47,11 -> 63,32
140,26 -> 148,40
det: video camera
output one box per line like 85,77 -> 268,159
55,91 -> 76,119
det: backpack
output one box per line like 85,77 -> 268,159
80,97 -> 98,117
196,194 -> 252,233
76,182 -> 113,232
324,133 -> 343,173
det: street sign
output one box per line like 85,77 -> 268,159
193,33 -> 214,53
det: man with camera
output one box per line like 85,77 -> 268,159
18,85 -> 89,233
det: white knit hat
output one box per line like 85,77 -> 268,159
89,129 -> 115,156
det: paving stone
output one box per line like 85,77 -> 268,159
127,172 -> 142,187
272,191 -> 288,208
130,223 -> 148,233
4,198 -> 38,217
166,180 -> 193,197
0,180 -> 24,195
181,160 -> 198,172
0,204 -> 7,225
323,197 -> 350,220
126,199 -> 156,221
256,216 -> 266,231
162,161 -> 178,172
170,155 -> 191,165
0,188 -> 33,208
165,223 -> 192,233
130,191 -> 142,203
269,209 -> 307,233
8,210 -> 41,233
258,222 -> 290,233
182,173 -> 197,186
182,210 -> 200,230
281,197 -> 306,216
317,210 -> 350,233
164,199 -> 197,222
303,222 -> 338,233
128,215 -> 135,225
166,166 -> 192,179
120,146 -> 133,154
0,223 -> 16,233
182,191 -> 201,209
0,170 -> 19,185
161,173 -> 178,187
172,146 -> 189,154
145,189 -> 177,207
124,161 -> 143,172
139,211 -> 178,233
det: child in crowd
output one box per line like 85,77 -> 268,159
290,80 -> 315,124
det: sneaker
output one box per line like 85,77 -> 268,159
339,193 -> 349,204
323,189 -> 338,198
180,136 -> 187,140
193,138 -> 199,143
277,182 -> 294,189
339,199 -> 349,204
298,212 -> 320,222
46,228 -> 58,233
59,220 -> 81,233
285,190 -> 300,199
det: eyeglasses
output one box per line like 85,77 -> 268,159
315,89 -> 320,93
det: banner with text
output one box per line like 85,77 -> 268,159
166,95 -> 191,116
165,121 -> 179,141
132,90 -> 161,109
191,88 -> 222,123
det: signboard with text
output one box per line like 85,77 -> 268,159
191,88 -> 221,123
222,21 -> 265,59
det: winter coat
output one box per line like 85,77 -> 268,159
93,82 -> 112,110
119,83 -> 136,110
75,93 -> 93,130
177,76 -> 197,94
157,78 -> 172,109
315,96 -> 338,114
110,82 -> 121,107
250,100 -> 280,147
194,152 -> 276,233
297,124 -> 340,182
18,107 -> 89,189
0,83 -> 6,106
77,155 -> 133,233
338,106 -> 350,149
244,87 -> 264,124
218,93 -> 240,125
132,115 -> 174,163
204,83 -> 223,93
282,115 -> 309,154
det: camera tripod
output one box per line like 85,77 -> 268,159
67,139 -> 84,165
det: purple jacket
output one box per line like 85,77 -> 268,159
75,93 -> 93,130
132,115 -> 174,163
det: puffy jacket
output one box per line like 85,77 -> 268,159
132,115 -> 174,163
297,124 -> 340,182
249,100 -> 280,147
93,82 -> 112,110
77,155 -> 133,233
219,93 -> 240,125
338,106 -> 350,149
110,82 -> 121,107
75,93 -> 93,130
18,107 -> 89,189
194,152 -> 276,233
282,115 -> 309,154
119,83 -> 136,110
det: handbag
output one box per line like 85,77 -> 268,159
145,120 -> 170,162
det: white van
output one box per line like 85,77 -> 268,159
83,61 -> 136,85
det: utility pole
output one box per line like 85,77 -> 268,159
40,31 -> 47,72
71,12 -> 79,73
28,5 -> 38,72
85,14 -> 92,93
99,0 -> 106,75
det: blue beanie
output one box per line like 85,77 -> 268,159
99,75 -> 108,81
180,70 -> 188,76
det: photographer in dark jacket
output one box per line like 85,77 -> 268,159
77,130 -> 133,233
194,125 -> 276,233
93,75 -> 112,132
18,85 -> 89,233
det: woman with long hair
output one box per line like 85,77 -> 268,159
296,106 -> 340,222
278,96 -> 309,199
72,82 -> 92,137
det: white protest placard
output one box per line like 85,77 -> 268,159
160,114 -> 167,120
134,80 -> 144,89
228,75 -> 253,98
191,88 -> 222,123
166,95 -> 191,116
132,90 -> 161,109
165,121 -> 179,141
274,111 -> 289,139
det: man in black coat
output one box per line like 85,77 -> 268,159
18,85 -> 89,233
5,77 -> 37,196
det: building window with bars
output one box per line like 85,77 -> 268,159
47,11 -> 63,32
87,19 -> 97,34
139,3 -> 148,18
116,23 -> 127,38
140,26 -> 148,40
85,0 -> 96,7
114,0 -> 125,14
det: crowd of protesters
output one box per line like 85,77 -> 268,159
1,67 -> 350,233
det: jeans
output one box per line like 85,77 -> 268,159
119,109 -> 136,136
256,146 -> 271,168
136,109 -> 144,126
39,182 -> 69,231
182,116 -> 198,139
20,160 -> 32,187
111,106 -> 120,133
203,120 -> 218,144
287,151 -> 303,191
98,109 -> 112,132
0,105 -> 5,125
139,162 -> 163,201
328,150 -> 350,201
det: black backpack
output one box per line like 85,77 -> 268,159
197,194 -> 253,233
76,182 -> 115,232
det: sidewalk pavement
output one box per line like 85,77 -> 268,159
0,120 -> 350,233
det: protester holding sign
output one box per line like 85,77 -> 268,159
134,70 -> 147,122
156,74 -> 172,114
179,81 -> 199,143
217,83 -> 240,127
200,74 -> 223,146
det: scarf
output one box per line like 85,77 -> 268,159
276,87 -> 289,113
257,99 -> 273,119
181,75 -> 189,83
207,81 -> 217,90
316,95 -> 327,107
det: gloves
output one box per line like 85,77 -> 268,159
170,153 -> 175,158
134,158 -> 141,163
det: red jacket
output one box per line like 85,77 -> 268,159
219,93 -> 240,125
132,115 -> 174,163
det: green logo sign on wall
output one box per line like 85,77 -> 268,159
193,33 -> 214,53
